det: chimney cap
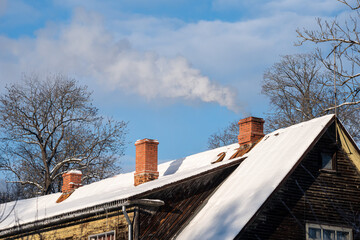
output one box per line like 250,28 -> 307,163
238,116 -> 265,124
63,170 -> 82,175
135,138 -> 159,145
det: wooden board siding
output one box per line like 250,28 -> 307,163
137,164 -> 239,240
236,123 -> 360,240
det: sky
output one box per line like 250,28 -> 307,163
0,0 -> 351,172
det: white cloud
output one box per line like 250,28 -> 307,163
0,8 -> 239,112
0,2 -> 353,113
0,0 -> 6,16
0,0 -> 40,22
212,0 -> 343,16
264,0 -> 345,15
211,0 -> 257,12
117,12 -> 318,106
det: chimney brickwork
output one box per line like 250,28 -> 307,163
238,117 -> 265,146
61,170 -> 82,193
134,138 -> 159,186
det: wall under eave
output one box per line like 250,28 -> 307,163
337,122 -> 360,172
0,209 -> 131,240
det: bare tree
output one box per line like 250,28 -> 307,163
263,54 -> 359,139
0,74 -> 128,197
0,181 -> 21,203
208,54 -> 333,149
208,53 -> 359,149
296,0 -> 360,112
262,54 -> 331,128
208,121 -> 238,149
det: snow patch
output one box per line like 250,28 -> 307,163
66,170 -> 82,175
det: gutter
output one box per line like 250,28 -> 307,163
0,199 -> 164,238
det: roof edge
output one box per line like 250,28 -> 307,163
0,156 -> 246,237
131,156 -> 246,199
0,198 -> 128,237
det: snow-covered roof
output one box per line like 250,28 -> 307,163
0,114 -> 335,237
176,114 -> 335,240
0,139 -> 240,231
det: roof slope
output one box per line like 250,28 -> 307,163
0,140 -> 240,232
176,114 -> 335,240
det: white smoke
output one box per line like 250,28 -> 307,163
0,9 -> 239,111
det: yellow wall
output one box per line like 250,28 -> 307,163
2,210 -> 132,240
337,123 -> 360,172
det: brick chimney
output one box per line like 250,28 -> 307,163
238,117 -> 265,146
134,139 -> 159,186
61,170 -> 82,193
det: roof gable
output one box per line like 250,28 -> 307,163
176,114 -> 335,240
236,122 -> 360,239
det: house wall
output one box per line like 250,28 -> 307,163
1,209 -> 131,240
237,123 -> 360,240
138,164 -> 239,239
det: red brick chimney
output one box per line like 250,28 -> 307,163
134,138 -> 159,186
238,117 -> 265,146
61,170 -> 82,193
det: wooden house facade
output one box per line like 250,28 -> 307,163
237,121 -> 360,239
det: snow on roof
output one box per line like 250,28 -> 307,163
0,114 -> 335,235
0,141 -> 240,231
176,114 -> 335,240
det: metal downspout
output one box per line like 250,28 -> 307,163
122,206 -> 133,240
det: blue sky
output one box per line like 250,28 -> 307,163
0,0 -> 351,172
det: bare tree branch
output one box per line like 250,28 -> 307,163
337,0 -> 360,10
208,121 -> 238,149
0,74 -> 128,197
297,5 -> 360,111
50,157 -> 84,178
323,100 -> 360,111
6,181 -> 43,191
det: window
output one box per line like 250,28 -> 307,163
88,231 -> 115,240
321,152 -> 333,169
306,223 -> 352,240
320,149 -> 337,171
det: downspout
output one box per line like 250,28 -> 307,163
122,206 -> 133,240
